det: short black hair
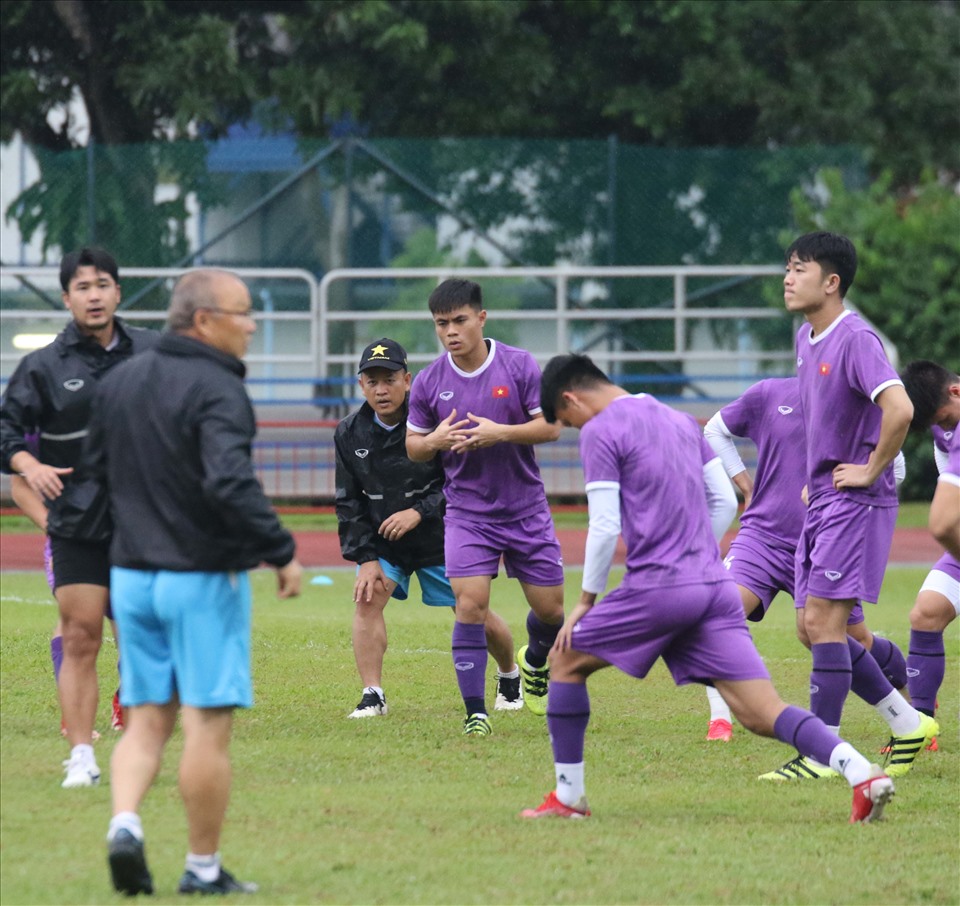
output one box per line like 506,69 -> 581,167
428,279 -> 482,315
539,353 -> 612,423
59,247 -> 120,291
785,231 -> 857,297
900,360 -> 959,431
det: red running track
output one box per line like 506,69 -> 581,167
0,527 -> 943,571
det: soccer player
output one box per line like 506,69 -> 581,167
762,231 -> 937,780
0,247 -> 157,786
900,361 -> 960,730
701,376 -> 909,747
336,337 -> 522,718
520,353 -> 894,824
71,269 -> 302,896
406,279 -> 565,735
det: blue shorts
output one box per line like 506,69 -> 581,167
375,560 -> 455,607
111,567 -> 253,709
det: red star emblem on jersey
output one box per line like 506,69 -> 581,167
819,362 -> 831,376
492,385 -> 509,398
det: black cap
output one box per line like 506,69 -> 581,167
358,338 -> 408,373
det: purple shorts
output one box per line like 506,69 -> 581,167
724,532 -> 795,620
932,552 -> 960,584
795,496 -> 896,607
443,506 -> 564,587
726,530 -> 864,625
568,577 -> 770,685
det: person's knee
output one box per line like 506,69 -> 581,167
909,595 -> 954,633
60,618 -> 102,657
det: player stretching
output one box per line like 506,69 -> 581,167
406,279 -> 564,735
900,361 -> 960,735
761,232 -> 936,781
701,376 -> 908,746
336,338 -> 521,718
520,354 -> 894,823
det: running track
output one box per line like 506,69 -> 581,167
0,527 -> 942,571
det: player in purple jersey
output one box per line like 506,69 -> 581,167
702,377 -> 908,749
900,361 -> 960,739
519,354 -> 894,824
765,232 -> 937,781
406,279 -> 565,735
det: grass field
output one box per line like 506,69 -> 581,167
1,566 -> 957,905
0,500 -> 937,534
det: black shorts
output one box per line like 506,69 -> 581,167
49,535 -> 111,590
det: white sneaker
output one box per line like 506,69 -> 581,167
348,690 -> 387,718
494,673 -> 524,711
62,753 -> 101,788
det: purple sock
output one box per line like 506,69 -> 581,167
809,641 -> 851,726
774,705 -> 842,767
524,611 -> 561,668
849,635 -> 894,706
868,635 -> 907,690
907,629 -> 944,716
452,621 -> 487,715
546,681 -> 590,763
51,636 -> 63,682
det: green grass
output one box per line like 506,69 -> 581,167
0,500 -> 935,534
1,567 -> 957,905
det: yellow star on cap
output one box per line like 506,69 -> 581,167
370,344 -> 389,356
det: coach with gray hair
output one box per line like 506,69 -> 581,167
73,268 -> 302,896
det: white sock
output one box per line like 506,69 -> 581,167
364,686 -> 385,700
873,690 -> 921,735
71,743 -> 95,762
555,762 -> 585,807
107,812 -> 143,842
186,852 -> 221,883
497,666 -> 519,679
706,686 -> 732,722
828,742 -> 872,787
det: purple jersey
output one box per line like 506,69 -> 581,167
932,424 -> 955,458
719,377 -> 805,546
944,426 -> 960,483
407,339 -> 549,520
795,310 -> 901,506
581,394 -> 727,585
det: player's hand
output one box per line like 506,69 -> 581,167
428,409 -> 472,452
552,600 -> 593,654
276,559 -> 303,599
379,508 -> 422,543
800,484 -> 809,506
450,412 -> 504,454
354,560 -> 389,603
832,462 -> 875,489
19,461 -> 73,501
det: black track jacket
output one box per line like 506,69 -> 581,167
56,333 -> 295,572
335,400 -> 445,573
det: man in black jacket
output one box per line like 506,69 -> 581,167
336,338 -> 522,720
0,247 -> 158,785
73,269 -> 302,897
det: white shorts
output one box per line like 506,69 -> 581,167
919,569 -> 960,615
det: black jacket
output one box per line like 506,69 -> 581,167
0,318 -> 159,536
0,318 -> 159,473
53,333 -> 295,572
335,401 -> 445,572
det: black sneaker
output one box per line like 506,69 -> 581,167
348,689 -> 387,718
494,673 -> 524,711
177,867 -> 259,895
108,828 -> 154,896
